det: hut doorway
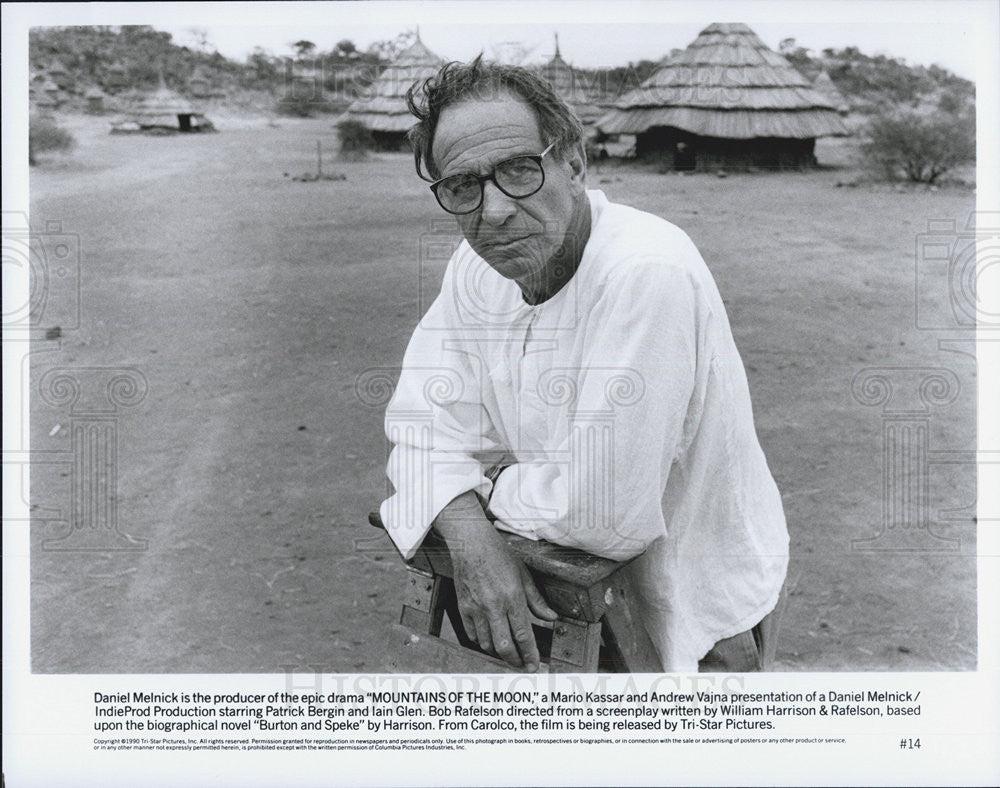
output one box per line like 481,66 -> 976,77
177,114 -> 192,132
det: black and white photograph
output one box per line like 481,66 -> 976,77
4,1 -> 998,785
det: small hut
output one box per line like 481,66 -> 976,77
47,58 -> 72,90
538,34 -> 602,126
597,23 -> 849,170
112,79 -> 215,134
342,33 -> 445,150
103,62 -> 129,94
85,87 -> 107,114
812,70 -> 850,115
31,87 -> 59,116
40,78 -> 62,107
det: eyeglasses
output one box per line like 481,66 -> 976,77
430,143 -> 556,215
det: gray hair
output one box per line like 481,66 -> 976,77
405,54 -> 585,180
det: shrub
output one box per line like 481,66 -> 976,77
29,115 -> 76,165
275,89 -> 336,117
861,109 -> 975,183
335,119 -> 372,159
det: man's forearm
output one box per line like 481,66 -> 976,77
432,490 -> 494,554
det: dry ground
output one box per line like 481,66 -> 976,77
27,117 -> 977,672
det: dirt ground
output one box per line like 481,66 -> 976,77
27,116 -> 977,673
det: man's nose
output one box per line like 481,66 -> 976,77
479,180 -> 517,226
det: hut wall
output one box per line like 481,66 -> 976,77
636,126 -> 817,170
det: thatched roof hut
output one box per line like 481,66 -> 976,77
538,34 -> 603,126
112,81 -> 214,134
343,34 -> 445,150
40,78 -> 61,99
46,58 -> 72,89
31,85 -> 59,114
103,62 -> 129,93
597,23 -> 849,170
85,87 -> 107,114
812,70 -> 850,115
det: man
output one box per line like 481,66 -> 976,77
379,57 -> 789,673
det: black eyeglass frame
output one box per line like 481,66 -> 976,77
429,142 -> 557,215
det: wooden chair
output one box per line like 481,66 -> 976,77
369,513 -> 661,673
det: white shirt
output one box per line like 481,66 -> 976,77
381,189 -> 789,670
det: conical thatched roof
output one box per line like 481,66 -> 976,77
115,77 -> 213,132
47,58 -> 69,78
812,69 -> 849,114
135,83 -> 194,116
344,36 -> 445,133
538,34 -> 602,124
598,23 -> 849,139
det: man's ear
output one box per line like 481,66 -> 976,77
567,144 -> 587,186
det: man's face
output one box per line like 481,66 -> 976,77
431,93 -> 586,290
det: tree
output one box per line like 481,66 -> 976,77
247,47 -> 278,82
335,39 -> 358,59
293,40 -> 316,59
862,109 -> 975,183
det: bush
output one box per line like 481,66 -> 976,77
861,109 -> 975,183
29,115 -> 76,165
335,119 -> 372,159
275,89 -> 337,117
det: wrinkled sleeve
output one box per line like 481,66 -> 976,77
379,293 -> 504,560
487,257 -> 708,561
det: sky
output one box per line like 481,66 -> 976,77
13,1 -> 996,81
158,19 -> 981,79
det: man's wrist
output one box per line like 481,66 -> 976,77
432,490 -> 492,544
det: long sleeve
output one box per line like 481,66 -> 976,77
379,294 -> 505,560
486,255 -> 712,561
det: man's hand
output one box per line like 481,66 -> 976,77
433,492 -> 558,671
